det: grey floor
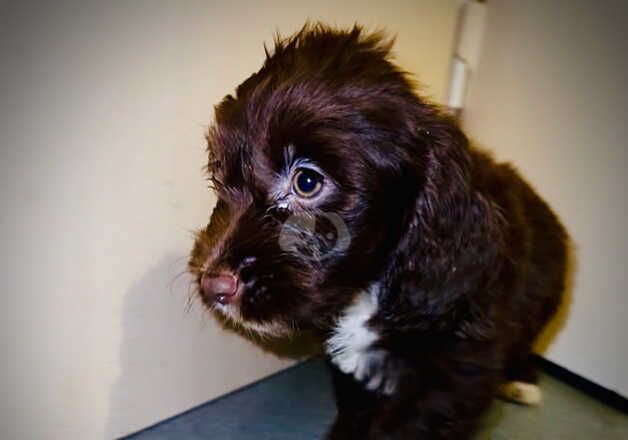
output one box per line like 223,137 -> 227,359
125,358 -> 628,440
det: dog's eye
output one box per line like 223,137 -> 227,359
292,168 -> 323,198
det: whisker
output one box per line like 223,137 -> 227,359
169,269 -> 191,294
184,283 -> 199,313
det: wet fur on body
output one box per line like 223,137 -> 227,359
189,24 -> 568,439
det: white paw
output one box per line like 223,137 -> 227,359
331,346 -> 362,375
329,346 -> 398,396
499,381 -> 543,406
354,350 -> 398,395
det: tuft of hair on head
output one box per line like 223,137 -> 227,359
262,21 -> 397,71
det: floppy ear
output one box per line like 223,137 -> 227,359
379,110 -> 504,337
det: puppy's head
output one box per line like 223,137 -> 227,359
189,24 -> 467,336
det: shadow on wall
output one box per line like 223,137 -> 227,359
105,254 -> 196,439
106,254 -> 320,439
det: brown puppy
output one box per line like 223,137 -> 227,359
189,24 -> 568,439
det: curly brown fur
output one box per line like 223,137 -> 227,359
189,23 -> 568,439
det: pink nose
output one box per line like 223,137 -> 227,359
201,272 -> 239,304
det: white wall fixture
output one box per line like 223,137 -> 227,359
446,1 -> 487,114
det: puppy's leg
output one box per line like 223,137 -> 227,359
500,352 -> 542,406
366,363 -> 500,440
325,359 -> 379,439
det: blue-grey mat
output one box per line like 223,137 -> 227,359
125,357 -> 628,439
124,358 -> 336,440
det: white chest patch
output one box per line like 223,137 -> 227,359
326,285 -> 398,395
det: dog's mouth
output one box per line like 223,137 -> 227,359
194,257 -> 299,337
210,296 -> 296,338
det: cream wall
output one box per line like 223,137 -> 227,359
463,0 -> 628,395
0,1 -> 459,438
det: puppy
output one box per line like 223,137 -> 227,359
189,24 -> 568,439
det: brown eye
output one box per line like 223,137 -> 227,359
292,168 -> 323,198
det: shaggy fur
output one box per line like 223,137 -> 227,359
189,24 -> 568,439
